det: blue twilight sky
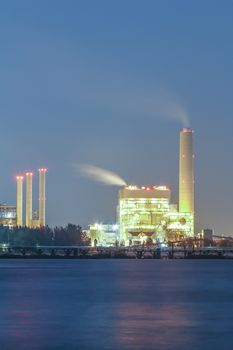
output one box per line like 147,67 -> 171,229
0,0 -> 232,234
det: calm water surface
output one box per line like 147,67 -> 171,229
0,259 -> 233,350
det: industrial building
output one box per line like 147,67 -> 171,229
118,186 -> 170,244
118,128 -> 194,245
90,128 -> 195,246
118,185 -> 193,245
89,224 -> 119,247
0,204 -> 17,228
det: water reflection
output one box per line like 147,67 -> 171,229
116,303 -> 194,349
0,260 -> 233,350
0,269 -> 53,349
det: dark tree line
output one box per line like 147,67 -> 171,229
0,224 -> 90,246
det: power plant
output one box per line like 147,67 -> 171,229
0,127 -> 194,240
118,127 -> 194,245
90,128 -> 195,246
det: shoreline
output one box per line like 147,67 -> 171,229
0,254 -> 230,260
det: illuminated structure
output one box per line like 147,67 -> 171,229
179,128 -> 194,213
15,168 -> 48,228
117,129 -> 195,245
0,204 -> 16,228
38,168 -> 47,227
0,167 -> 48,229
179,128 -> 194,235
118,185 -> 193,245
16,175 -> 24,227
164,210 -> 194,241
31,210 -> 40,228
25,172 -> 33,228
119,186 -> 170,244
89,224 -> 119,246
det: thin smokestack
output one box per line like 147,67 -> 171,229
38,168 -> 47,227
179,128 -> 194,214
16,176 -> 24,227
26,172 -> 33,228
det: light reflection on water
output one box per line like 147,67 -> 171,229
116,303 -> 194,350
0,260 -> 233,349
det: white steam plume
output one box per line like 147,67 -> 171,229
77,164 -> 127,187
80,83 -> 190,127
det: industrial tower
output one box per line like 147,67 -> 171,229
179,128 -> 194,214
25,172 -> 33,228
38,168 -> 47,227
16,175 -> 24,227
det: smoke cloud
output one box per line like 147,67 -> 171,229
80,81 -> 190,127
77,164 -> 127,187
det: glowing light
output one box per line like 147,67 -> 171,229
183,128 -> 192,133
156,186 -> 169,191
94,223 -> 103,230
127,185 -> 138,190
39,168 -> 47,172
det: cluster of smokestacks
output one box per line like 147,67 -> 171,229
16,168 -> 47,228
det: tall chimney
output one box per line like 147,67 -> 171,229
16,175 -> 24,227
26,172 -> 33,228
38,168 -> 47,227
179,128 -> 194,214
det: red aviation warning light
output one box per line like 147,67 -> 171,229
38,168 -> 47,172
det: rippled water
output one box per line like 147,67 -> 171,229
0,259 -> 233,350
